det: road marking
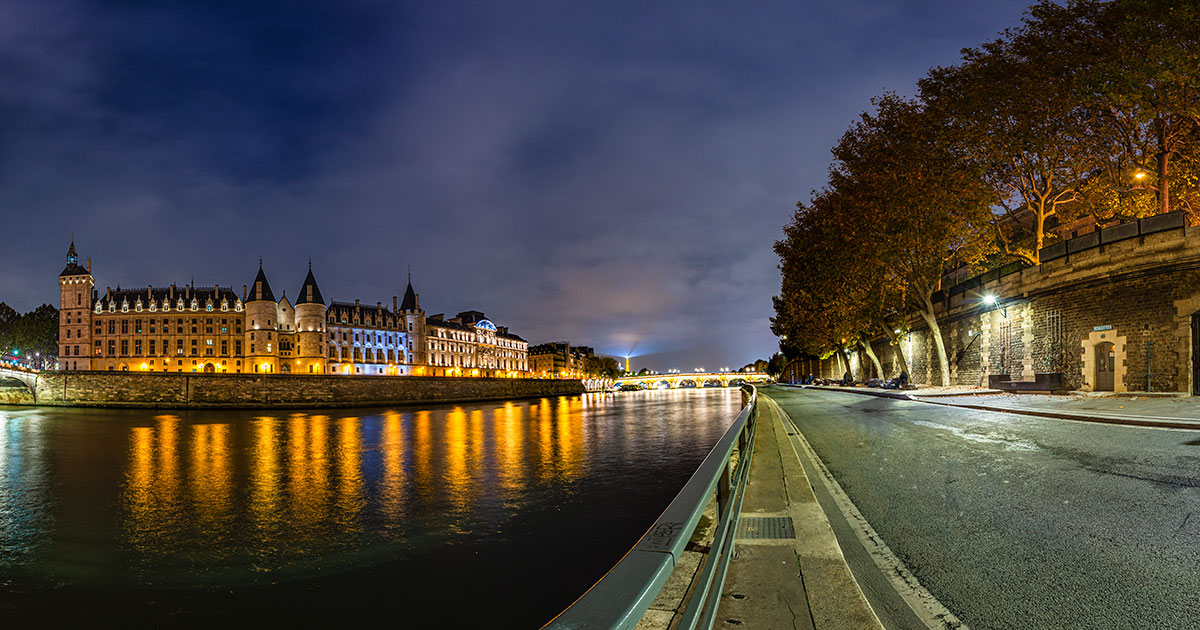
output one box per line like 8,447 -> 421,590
763,394 -> 969,630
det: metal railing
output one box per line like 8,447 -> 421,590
544,385 -> 760,630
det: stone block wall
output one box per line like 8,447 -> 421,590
784,224 -> 1200,393
28,372 -> 584,409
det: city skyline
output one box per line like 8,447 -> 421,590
1,0 -> 1032,370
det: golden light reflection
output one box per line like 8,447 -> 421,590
189,422 -> 232,534
250,415 -> 280,539
380,411 -> 406,524
334,415 -> 364,533
494,402 -> 525,496
411,410 -> 432,497
444,407 -> 470,520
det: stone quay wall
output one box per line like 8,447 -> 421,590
20,372 -> 584,409
789,218 -> 1200,393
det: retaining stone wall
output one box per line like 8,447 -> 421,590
27,372 -> 584,409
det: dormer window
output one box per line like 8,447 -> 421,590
234,300 -> 242,312
135,299 -> 143,312
206,301 -> 213,312
149,301 -> 157,312
177,298 -> 185,310
95,302 -> 103,314
190,298 -> 198,311
221,300 -> 228,312
121,300 -> 129,313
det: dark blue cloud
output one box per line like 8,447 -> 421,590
0,0 -> 1034,369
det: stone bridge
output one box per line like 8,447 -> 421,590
0,367 -> 38,404
615,371 -> 772,389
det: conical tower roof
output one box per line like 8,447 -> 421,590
248,262 -> 276,302
59,238 -> 89,277
400,279 -> 418,311
296,264 -> 325,305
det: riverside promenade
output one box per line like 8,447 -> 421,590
711,390 -> 882,630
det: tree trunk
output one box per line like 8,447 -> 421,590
883,327 -> 910,380
918,296 -> 951,387
859,338 -> 883,380
1158,146 -> 1170,215
833,349 -> 846,378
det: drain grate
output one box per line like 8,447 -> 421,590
737,516 -> 795,539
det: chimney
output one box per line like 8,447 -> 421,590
105,287 -> 111,300
355,299 -> 360,308
86,258 -> 91,273
393,296 -> 398,313
242,285 -> 247,301
148,285 -> 152,299
415,294 -> 420,309
378,301 -> 382,311
170,284 -> 175,299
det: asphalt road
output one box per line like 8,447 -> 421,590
763,386 -> 1200,630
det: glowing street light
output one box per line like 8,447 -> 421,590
982,294 -> 998,306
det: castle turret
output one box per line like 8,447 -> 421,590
58,238 -> 94,371
400,274 -> 427,370
244,262 -> 279,373
294,263 -> 327,374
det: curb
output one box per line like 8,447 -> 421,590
796,385 -> 1200,432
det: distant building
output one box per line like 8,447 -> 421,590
58,240 -> 527,376
529,341 -> 594,377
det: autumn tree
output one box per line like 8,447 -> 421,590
920,2 -> 1094,264
1074,0 -> 1200,219
830,94 -> 995,386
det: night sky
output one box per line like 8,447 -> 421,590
2,0 -> 1032,370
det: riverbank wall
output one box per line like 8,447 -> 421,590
786,213 -> 1200,393
5,372 -> 584,409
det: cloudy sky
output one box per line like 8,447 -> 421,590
1,0 -> 1033,370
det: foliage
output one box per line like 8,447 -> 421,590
772,0 -> 1200,386
0,303 -> 59,359
582,356 -> 621,379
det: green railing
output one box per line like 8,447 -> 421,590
543,385 -> 760,630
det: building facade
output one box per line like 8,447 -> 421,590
528,341 -> 594,377
58,241 -> 528,376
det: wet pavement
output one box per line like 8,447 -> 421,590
763,386 -> 1200,630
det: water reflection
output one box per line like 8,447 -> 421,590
1,389 -> 741,593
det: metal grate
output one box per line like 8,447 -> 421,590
737,516 -> 795,539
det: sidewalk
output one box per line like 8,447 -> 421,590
715,392 -> 882,629
801,385 -> 1200,430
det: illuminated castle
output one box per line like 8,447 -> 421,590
57,240 -> 528,376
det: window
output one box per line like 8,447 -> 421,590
120,340 -> 128,355
134,340 -> 142,355
135,319 -> 142,333
149,340 -> 156,355
220,341 -> 227,355
121,320 -> 128,334
176,339 -> 184,354
235,341 -> 242,355
206,339 -> 213,346
108,341 -> 115,355
66,329 -> 71,339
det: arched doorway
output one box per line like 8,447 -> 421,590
280,363 -> 290,374
202,363 -> 215,373
1095,342 -> 1115,391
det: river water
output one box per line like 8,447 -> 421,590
0,388 -> 741,627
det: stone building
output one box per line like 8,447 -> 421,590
789,212 -> 1200,394
58,241 -> 528,376
528,341 -> 594,377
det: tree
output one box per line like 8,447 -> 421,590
1074,0 -> 1200,218
920,4 -> 1093,265
583,356 -> 620,379
766,352 -> 787,379
830,94 -> 996,386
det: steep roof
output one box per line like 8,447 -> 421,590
248,264 -> 276,302
59,240 -> 89,277
400,281 -> 418,311
295,266 -> 325,305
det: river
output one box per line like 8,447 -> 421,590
0,388 -> 741,627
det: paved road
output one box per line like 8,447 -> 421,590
763,386 -> 1200,630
